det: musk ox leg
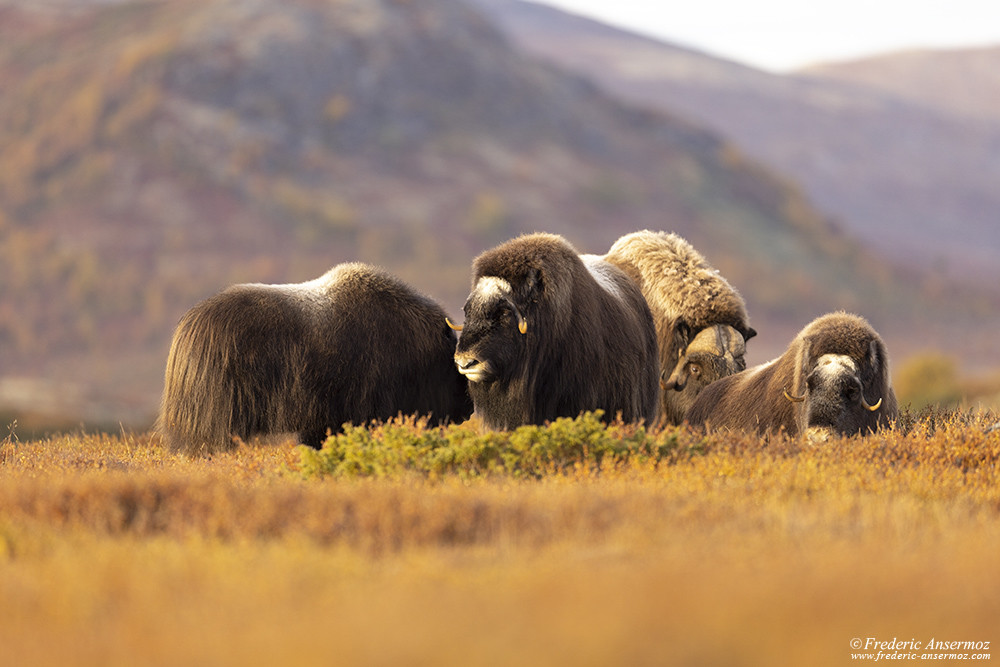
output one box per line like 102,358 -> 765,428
300,427 -> 333,449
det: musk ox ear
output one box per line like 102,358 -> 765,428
673,320 -> 692,359
524,267 -> 541,294
867,338 -> 889,385
791,335 -> 813,396
867,339 -> 881,369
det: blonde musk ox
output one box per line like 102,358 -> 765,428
685,311 -> 898,438
157,263 -> 473,455
450,233 -> 660,430
602,230 -> 756,424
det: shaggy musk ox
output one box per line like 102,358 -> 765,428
602,230 -> 756,425
450,233 -> 659,429
686,312 -> 898,439
157,263 -> 472,455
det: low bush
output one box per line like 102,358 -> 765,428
295,411 -> 711,479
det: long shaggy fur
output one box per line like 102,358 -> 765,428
602,230 -> 755,424
454,233 -> 659,429
157,263 -> 472,455
685,311 -> 898,437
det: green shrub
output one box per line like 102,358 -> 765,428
295,412 -> 707,480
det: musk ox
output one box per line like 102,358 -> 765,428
449,233 -> 659,429
156,263 -> 473,455
685,311 -> 898,439
602,230 -> 756,424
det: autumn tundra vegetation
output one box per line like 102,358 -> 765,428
2,406 -> 998,665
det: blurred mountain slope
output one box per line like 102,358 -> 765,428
471,0 -> 1000,287
0,0 -> 980,427
801,46 -> 1000,123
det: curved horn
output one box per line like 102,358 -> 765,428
861,395 -> 882,412
445,317 -> 463,332
783,387 -> 806,403
506,298 -> 527,335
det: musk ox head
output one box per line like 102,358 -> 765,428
783,312 -> 897,439
451,275 -> 529,386
661,324 -> 747,424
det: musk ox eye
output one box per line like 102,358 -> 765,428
689,363 -> 701,377
843,380 -> 860,401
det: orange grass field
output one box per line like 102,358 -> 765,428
1,411 -> 998,666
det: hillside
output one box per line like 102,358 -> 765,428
471,0 -> 1000,289
0,0 -> 982,428
802,46 -> 1000,122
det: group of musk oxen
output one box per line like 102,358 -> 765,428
157,231 -> 898,456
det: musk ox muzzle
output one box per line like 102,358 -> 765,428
454,352 -> 493,384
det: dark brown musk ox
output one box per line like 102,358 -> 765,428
156,263 -> 473,455
448,233 -> 660,430
601,230 -> 756,425
685,311 -> 898,439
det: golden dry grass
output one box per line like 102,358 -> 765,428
1,412 -> 998,666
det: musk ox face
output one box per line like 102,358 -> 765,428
453,276 -> 529,386
785,348 -> 889,441
662,324 -> 747,423
774,312 -> 898,439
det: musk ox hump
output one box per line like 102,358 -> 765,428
604,230 -> 752,336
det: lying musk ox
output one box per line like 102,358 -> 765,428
449,233 -> 660,429
157,263 -> 473,455
602,230 -> 756,425
685,312 -> 898,438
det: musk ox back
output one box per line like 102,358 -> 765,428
451,233 -> 659,429
157,263 -> 472,455
686,311 -> 898,439
603,230 -> 756,424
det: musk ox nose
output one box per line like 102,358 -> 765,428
455,353 -> 490,383
456,354 -> 479,372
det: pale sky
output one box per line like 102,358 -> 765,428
535,0 -> 1000,71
